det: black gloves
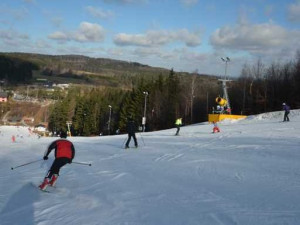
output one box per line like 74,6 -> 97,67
43,156 -> 48,160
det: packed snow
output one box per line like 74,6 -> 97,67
1,110 -> 300,225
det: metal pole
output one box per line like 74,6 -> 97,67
206,92 -> 209,115
66,121 -> 72,137
220,57 -> 231,113
190,95 -> 193,123
139,132 -> 145,146
11,159 -> 43,170
72,161 -> 92,166
82,113 -> 86,135
142,91 -> 148,132
225,60 -> 227,80
144,95 -> 147,120
221,57 -> 230,80
108,105 -> 112,135
122,136 -> 127,148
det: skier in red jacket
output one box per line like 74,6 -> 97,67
39,130 -> 75,191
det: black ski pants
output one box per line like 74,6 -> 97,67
126,133 -> 138,147
175,125 -> 180,135
284,111 -> 290,121
46,157 -> 70,179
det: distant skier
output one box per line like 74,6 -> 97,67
282,103 -> 290,122
212,121 -> 220,133
125,116 -> 138,149
175,118 -> 182,136
39,130 -> 75,191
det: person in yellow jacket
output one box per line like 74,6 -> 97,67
175,118 -> 182,136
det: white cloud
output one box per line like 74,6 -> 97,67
56,46 -> 105,55
178,49 -> 209,62
124,47 -> 231,75
35,40 -> 52,49
85,6 -> 114,19
0,6 -> 29,20
0,29 -> 29,41
0,29 -> 56,54
107,47 -> 125,56
114,29 -> 201,47
133,47 -> 177,60
287,1 -> 300,22
48,31 -> 69,41
48,22 -> 106,43
176,29 -> 201,46
210,22 -> 300,55
74,22 -> 106,42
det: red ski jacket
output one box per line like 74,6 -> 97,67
44,139 -> 75,161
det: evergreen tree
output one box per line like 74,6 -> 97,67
165,68 -> 180,128
72,98 -> 86,135
48,98 -> 70,134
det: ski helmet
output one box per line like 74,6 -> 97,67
60,131 -> 67,138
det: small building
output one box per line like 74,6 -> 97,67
23,117 -> 35,123
53,83 -> 70,89
0,92 -> 8,102
34,124 -> 47,132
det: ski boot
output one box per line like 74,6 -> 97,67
213,127 -> 220,133
49,174 -> 58,187
39,178 -> 50,191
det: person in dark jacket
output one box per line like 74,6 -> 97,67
125,117 -> 138,149
39,130 -> 75,190
282,103 -> 290,122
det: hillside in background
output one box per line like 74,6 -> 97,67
0,52 -> 217,88
0,52 -> 221,128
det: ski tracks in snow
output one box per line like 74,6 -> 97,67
183,132 -> 232,152
92,170 -> 128,181
196,161 -> 245,184
209,212 -> 238,225
99,153 -> 127,161
154,153 -> 184,162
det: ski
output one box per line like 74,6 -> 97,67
124,146 -> 139,149
31,182 -> 51,193
39,189 -> 51,193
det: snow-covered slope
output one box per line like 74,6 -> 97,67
1,110 -> 300,225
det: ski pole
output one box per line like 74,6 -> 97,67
11,159 -> 43,170
72,161 -> 92,166
121,136 -> 127,148
139,132 -> 145,146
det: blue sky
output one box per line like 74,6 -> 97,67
0,0 -> 300,77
